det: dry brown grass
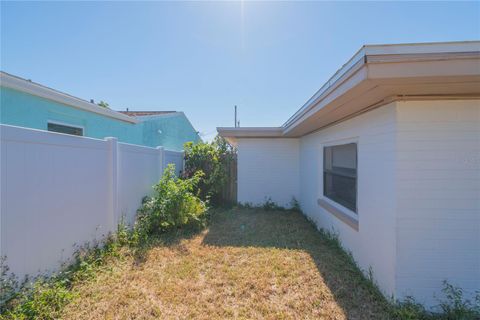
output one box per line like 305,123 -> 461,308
61,208 -> 392,320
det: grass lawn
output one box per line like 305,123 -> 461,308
60,208 -> 391,319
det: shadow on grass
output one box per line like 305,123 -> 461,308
201,208 -> 392,319
131,222 -> 206,265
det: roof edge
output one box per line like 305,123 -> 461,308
217,127 -> 284,138
282,46 -> 366,128
0,71 -> 138,124
282,41 -> 480,131
124,112 -> 183,120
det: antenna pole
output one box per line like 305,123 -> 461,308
234,105 -> 237,127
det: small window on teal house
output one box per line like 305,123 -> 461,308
47,122 -> 83,136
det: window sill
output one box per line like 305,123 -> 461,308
317,198 -> 359,231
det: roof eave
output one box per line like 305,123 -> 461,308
217,127 -> 284,145
0,72 -> 139,124
282,49 -> 480,137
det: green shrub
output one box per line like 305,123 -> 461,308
183,136 -> 236,206
135,164 -> 206,239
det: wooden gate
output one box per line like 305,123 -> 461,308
221,155 -> 237,205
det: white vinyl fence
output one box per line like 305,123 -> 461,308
0,124 -> 183,278
164,149 -> 185,176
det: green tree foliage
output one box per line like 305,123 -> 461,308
183,136 -> 236,206
97,101 -> 109,108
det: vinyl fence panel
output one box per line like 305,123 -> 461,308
0,124 -> 182,278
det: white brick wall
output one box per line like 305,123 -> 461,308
299,102 -> 398,297
395,100 -> 480,307
234,99 -> 479,308
237,138 -> 299,207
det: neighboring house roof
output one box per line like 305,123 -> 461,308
119,110 -> 201,137
218,41 -> 480,144
119,111 -> 177,117
0,71 -> 138,124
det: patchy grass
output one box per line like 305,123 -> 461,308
60,208 -> 391,319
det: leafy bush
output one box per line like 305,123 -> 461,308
135,164 -> 206,239
183,136 -> 236,206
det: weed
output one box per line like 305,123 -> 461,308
290,197 -> 303,213
262,197 -> 286,211
392,282 -> 480,320
393,296 -> 429,320
437,280 -> 480,319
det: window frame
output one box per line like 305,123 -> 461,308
318,137 -> 360,231
47,120 -> 84,137
323,141 -> 358,213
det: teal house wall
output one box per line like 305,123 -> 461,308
1,87 -> 143,145
140,114 -> 200,150
1,84 -> 200,151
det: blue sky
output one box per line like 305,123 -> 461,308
1,1 -> 479,140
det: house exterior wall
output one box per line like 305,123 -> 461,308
0,87 -> 142,144
140,113 -> 201,151
234,99 -> 479,307
0,87 -> 199,151
394,99 -> 480,307
299,102 -> 398,297
237,138 -> 299,207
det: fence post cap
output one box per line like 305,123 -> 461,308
156,146 -> 164,150
104,137 -> 118,142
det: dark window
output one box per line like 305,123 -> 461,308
323,143 -> 357,212
47,122 -> 83,136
